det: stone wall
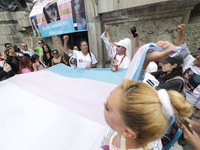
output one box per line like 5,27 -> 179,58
96,0 -> 200,67
185,3 -> 200,57
0,11 -> 26,52
98,0 -> 171,14
0,10 -> 61,56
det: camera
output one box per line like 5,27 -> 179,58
13,44 -> 20,52
130,26 -> 138,38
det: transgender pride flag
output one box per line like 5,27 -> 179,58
0,64 -> 127,150
0,43 -> 180,150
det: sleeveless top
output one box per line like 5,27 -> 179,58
52,56 -> 64,65
44,53 -> 53,67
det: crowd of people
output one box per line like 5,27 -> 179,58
0,24 -> 200,150
0,39 -> 48,80
0,33 -> 102,80
99,24 -> 200,150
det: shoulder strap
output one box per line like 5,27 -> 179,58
166,76 -> 184,83
39,61 -> 46,68
88,52 -> 92,65
166,76 -> 186,96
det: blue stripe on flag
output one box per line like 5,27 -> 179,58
46,64 -> 127,85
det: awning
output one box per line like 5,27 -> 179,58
29,0 -> 88,38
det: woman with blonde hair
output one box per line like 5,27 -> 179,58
102,80 -> 193,150
101,41 -> 193,150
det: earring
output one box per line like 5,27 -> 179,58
120,135 -> 126,150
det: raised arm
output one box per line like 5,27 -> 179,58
54,38 -> 65,52
105,26 -> 115,47
143,41 -> 177,70
175,24 -> 192,60
176,24 -> 186,46
31,37 -> 37,51
133,32 -> 140,51
61,35 -> 73,55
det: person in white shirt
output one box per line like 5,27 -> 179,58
20,42 -> 37,57
103,26 -> 131,72
60,35 -> 97,69
176,24 -> 200,113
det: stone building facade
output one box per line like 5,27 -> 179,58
96,0 -> 200,67
0,0 -> 200,68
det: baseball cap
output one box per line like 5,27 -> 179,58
160,55 -> 183,66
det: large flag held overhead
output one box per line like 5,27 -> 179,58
0,43 -> 181,150
0,64 -> 127,150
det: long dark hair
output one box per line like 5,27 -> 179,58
161,65 -> 183,81
42,44 -> 53,61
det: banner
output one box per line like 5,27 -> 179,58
29,0 -> 88,38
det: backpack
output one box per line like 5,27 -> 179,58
166,76 -> 186,97
161,77 -> 186,150
162,117 -> 183,150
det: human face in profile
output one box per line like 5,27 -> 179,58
9,48 -> 17,57
161,63 -> 176,74
103,85 -> 125,132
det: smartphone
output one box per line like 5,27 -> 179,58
130,26 -> 138,38
179,118 -> 193,133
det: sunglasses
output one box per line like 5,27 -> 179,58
117,45 -> 123,48
22,45 -> 27,47
38,42 -> 43,44
6,46 -> 11,48
52,53 -> 58,55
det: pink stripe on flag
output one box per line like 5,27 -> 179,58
124,44 -> 148,79
8,70 -> 117,125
